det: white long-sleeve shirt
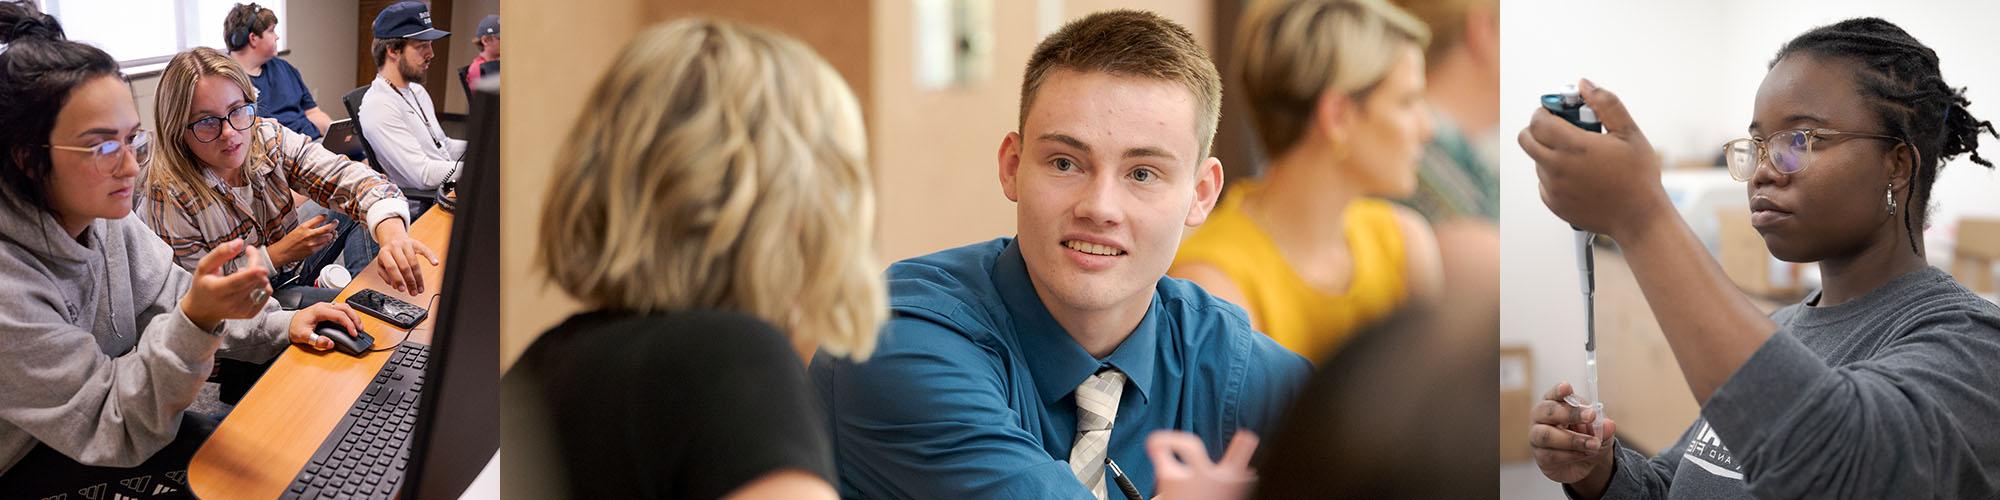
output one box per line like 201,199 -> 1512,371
358,75 -> 467,191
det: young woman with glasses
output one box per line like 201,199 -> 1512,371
1520,18 -> 2000,499
0,5 -> 367,497
139,47 -> 438,302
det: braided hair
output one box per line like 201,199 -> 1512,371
1772,18 -> 1996,255
0,2 -> 121,216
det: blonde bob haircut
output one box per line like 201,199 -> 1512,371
148,46 -> 270,210
537,18 -> 885,360
1236,0 -> 1430,156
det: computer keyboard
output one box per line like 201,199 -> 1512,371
281,342 -> 429,499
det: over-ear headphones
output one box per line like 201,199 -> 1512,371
227,3 -> 261,51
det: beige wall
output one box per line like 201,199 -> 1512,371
132,0 -> 360,133
499,0 -> 644,370
283,0 -> 364,121
499,0 -> 1213,370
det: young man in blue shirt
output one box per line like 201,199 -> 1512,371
809,10 -> 1310,500
224,3 -> 333,139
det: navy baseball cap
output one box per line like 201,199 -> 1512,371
476,15 -> 498,37
372,1 -> 449,41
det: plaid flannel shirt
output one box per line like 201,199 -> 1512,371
137,118 -> 407,273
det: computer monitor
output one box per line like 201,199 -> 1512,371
403,81 -> 501,499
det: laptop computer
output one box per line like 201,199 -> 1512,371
319,119 -> 363,158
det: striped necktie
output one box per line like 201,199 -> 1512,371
1069,368 -> 1126,500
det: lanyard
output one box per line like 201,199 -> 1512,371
392,84 -> 445,150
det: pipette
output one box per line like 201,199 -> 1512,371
1543,85 -> 1607,435
1580,229 -> 1603,435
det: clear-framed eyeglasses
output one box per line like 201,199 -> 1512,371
45,129 -> 153,175
1721,128 -> 1907,181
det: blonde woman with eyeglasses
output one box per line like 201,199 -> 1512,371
502,18 -> 884,500
0,6 -> 364,497
139,47 -> 438,306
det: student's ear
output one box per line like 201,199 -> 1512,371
998,131 -> 1023,202
1185,157 -> 1224,227
1888,143 -> 1917,199
1464,6 -> 1500,68
10,147 -> 34,179
1312,90 -> 1354,145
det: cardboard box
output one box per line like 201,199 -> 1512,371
1591,250 -> 1786,454
1954,217 -> 2000,293
1593,251 -> 1702,453
1716,207 -> 1805,300
1500,346 -> 1533,462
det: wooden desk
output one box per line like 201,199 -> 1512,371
190,210 -> 455,499
1954,217 -> 2000,294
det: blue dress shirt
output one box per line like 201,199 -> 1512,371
810,238 -> 1311,499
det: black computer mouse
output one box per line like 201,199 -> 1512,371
314,321 -> 375,357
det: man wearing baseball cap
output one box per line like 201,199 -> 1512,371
358,0 -> 465,197
462,14 -> 499,98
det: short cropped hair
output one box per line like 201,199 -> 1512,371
1019,10 -> 1223,159
537,19 -> 886,360
1235,0 -> 1429,156
371,38 -> 407,69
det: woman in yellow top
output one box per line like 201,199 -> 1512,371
1173,0 -> 1442,360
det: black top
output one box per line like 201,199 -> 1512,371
504,310 -> 831,499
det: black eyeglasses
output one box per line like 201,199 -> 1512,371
187,102 -> 258,143
45,129 -> 153,175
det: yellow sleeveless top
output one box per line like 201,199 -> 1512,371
1174,182 -> 1409,360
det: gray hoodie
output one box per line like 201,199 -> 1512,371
0,190 -> 295,474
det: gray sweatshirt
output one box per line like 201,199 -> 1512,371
1583,267 -> 2000,499
0,192 -> 294,474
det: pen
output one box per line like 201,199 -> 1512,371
1106,458 -> 1144,500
